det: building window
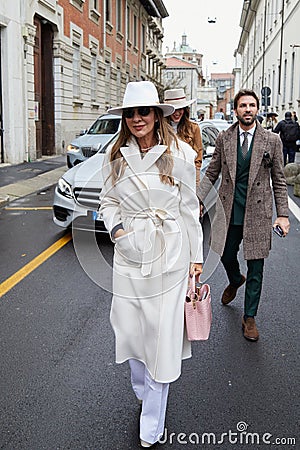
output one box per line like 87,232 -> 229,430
272,69 -> 276,105
73,43 -> 81,99
116,70 -> 121,105
267,1 -> 271,31
106,0 -> 111,22
116,0 -> 122,32
282,59 -> 287,104
141,24 -> 146,53
91,55 -> 97,102
133,15 -> 137,47
290,52 -> 295,102
105,61 -> 111,106
71,0 -> 85,11
89,0 -> 100,22
127,6 -> 130,40
277,62 -> 281,102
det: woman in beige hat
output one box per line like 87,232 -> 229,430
99,81 -> 203,447
164,88 -> 203,185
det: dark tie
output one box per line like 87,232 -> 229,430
241,132 -> 249,159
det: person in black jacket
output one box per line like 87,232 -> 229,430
273,111 -> 300,165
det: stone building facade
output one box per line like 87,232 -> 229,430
163,33 -> 205,119
237,0 -> 300,119
0,0 -> 168,164
163,56 -> 202,119
209,73 -> 235,120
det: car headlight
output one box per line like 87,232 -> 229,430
57,178 -> 73,199
67,144 -> 80,152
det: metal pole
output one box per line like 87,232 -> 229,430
250,2 -> 257,90
262,0 -> 267,113
278,0 -> 285,96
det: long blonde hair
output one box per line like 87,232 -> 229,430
109,108 -> 179,185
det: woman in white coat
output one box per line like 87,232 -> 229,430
99,81 -> 203,448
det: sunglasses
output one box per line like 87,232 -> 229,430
123,106 -> 152,119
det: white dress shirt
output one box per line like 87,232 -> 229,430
239,124 -> 256,151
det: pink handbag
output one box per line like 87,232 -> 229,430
185,275 -> 212,341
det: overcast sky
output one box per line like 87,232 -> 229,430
162,0 -> 244,77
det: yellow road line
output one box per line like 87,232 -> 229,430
0,233 -> 72,298
5,207 -> 53,210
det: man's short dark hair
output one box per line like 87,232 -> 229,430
234,89 -> 260,110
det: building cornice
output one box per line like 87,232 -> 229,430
140,0 -> 169,18
237,0 -> 260,53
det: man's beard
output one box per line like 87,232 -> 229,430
236,113 -> 257,126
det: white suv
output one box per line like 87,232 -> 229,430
66,114 -> 121,168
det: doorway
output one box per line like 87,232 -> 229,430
34,16 -> 55,158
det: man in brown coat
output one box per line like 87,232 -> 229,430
198,89 -> 290,341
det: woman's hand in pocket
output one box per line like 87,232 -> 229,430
114,229 -> 127,239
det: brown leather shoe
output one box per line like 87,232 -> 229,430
221,275 -> 246,305
242,317 -> 259,341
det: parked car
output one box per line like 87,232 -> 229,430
53,122 -> 219,233
200,119 -> 231,132
198,121 -> 219,156
66,114 -> 121,168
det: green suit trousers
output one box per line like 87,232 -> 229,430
221,224 -> 264,317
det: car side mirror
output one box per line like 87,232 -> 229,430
79,129 -> 87,136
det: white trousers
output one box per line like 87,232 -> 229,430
129,359 -> 169,445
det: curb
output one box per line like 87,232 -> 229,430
0,166 -> 67,207
0,195 -> 9,208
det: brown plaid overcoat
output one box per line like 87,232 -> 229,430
198,121 -> 289,260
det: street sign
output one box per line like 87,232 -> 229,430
261,86 -> 271,109
261,86 -> 271,97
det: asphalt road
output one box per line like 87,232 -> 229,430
0,187 -> 299,450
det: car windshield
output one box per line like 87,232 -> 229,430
98,132 -> 120,153
88,118 -> 120,135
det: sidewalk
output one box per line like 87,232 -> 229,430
0,156 -> 67,207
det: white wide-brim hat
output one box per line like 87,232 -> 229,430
108,81 -> 175,117
164,88 -> 196,109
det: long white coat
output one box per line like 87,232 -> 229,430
100,137 -> 203,383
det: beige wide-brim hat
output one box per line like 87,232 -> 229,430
108,81 -> 175,117
164,88 -> 196,109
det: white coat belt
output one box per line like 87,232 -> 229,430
123,208 -> 180,276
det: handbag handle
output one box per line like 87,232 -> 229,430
189,274 -> 210,303
187,274 -> 199,308
189,274 -> 202,295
